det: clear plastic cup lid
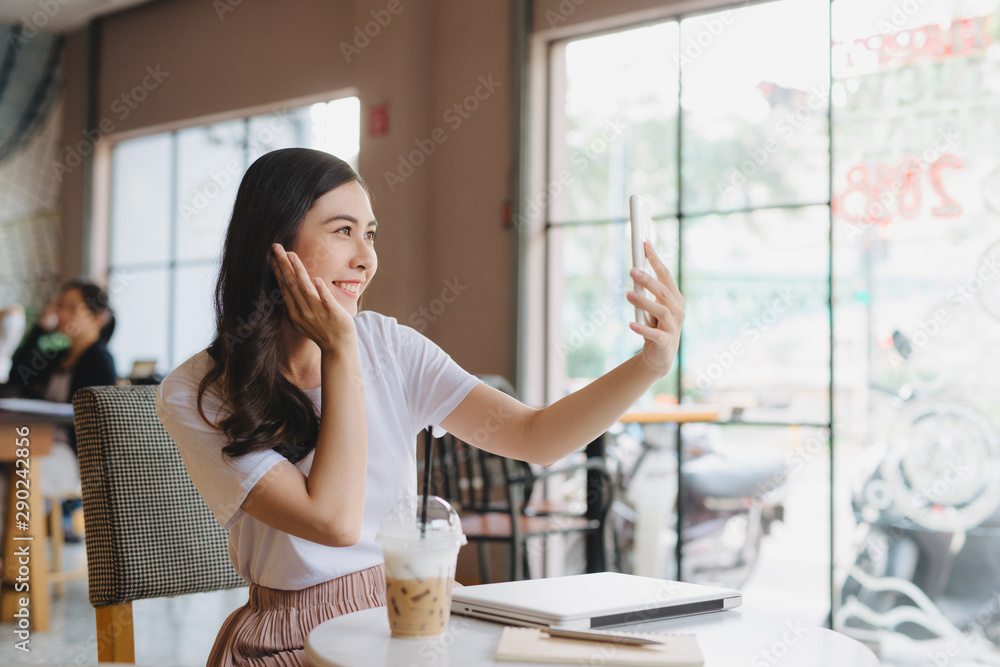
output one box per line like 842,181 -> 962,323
377,494 -> 466,548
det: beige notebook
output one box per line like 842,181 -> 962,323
494,627 -> 704,666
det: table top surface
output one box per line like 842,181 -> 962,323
620,407 -> 722,424
306,605 -> 879,667
619,404 -> 728,424
0,398 -> 75,425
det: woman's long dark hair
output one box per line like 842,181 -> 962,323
197,148 -> 366,462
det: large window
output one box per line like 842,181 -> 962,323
536,0 -> 1000,662
106,97 -> 360,375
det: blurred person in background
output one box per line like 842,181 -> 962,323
1,280 -> 117,540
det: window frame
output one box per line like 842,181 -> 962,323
522,0 -> 836,616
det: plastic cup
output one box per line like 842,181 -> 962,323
377,495 -> 467,638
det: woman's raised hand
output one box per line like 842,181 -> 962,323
271,244 -> 356,351
627,241 -> 685,377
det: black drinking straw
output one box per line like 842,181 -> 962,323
420,426 -> 433,538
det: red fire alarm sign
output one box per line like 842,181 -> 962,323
368,104 -> 390,137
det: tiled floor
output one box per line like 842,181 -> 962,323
0,542 -> 248,664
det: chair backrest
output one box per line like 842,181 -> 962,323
433,433 -> 533,513
432,375 -> 534,513
73,385 -> 245,609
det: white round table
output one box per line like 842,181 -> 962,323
306,606 -> 880,666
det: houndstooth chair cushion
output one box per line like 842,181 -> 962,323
73,385 -> 246,608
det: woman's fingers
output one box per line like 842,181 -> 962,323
271,244 -> 351,347
644,241 -> 680,296
640,244 -> 683,312
631,267 -> 683,319
287,251 -> 320,300
627,290 -> 672,329
313,276 -> 339,311
628,317 -> 668,341
272,245 -> 311,322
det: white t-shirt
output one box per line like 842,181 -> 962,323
155,311 -> 480,590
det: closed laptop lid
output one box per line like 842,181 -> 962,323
451,572 -> 742,629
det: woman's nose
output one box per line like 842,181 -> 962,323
352,239 -> 375,269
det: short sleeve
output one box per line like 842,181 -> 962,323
155,355 -> 285,529
389,321 -> 481,437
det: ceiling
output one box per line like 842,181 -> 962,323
0,0 -> 157,33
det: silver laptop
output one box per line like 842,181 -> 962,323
450,572 -> 742,629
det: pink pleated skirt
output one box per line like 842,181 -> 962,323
207,563 -> 387,667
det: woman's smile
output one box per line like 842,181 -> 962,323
333,281 -> 363,296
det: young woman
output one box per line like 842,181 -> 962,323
155,148 -> 683,666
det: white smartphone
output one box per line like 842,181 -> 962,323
629,194 -> 654,326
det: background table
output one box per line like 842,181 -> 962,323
306,606 -> 879,666
0,400 -> 75,632
0,417 -> 55,631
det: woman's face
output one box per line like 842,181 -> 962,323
57,288 -> 104,341
289,180 -> 378,317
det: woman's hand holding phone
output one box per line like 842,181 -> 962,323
626,225 -> 684,377
271,244 -> 356,352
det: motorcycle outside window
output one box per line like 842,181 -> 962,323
832,0 -> 1000,664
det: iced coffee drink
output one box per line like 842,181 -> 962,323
385,570 -> 453,637
378,496 -> 466,638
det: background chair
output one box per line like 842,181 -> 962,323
73,385 -> 247,663
428,375 -> 612,582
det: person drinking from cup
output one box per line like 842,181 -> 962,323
156,148 -> 684,666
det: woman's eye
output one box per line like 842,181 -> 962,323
336,227 -> 351,236
366,231 -> 377,241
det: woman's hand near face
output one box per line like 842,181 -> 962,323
39,297 -> 60,331
627,241 -> 685,377
271,244 -> 356,352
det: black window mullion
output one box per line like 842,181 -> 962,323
675,21 -> 686,582
826,0 -> 836,629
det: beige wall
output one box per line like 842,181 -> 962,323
59,0 -> 516,377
